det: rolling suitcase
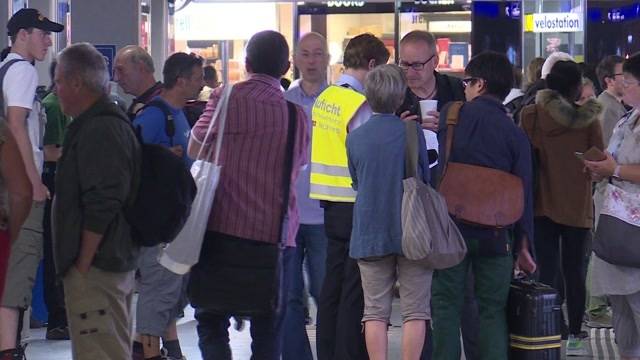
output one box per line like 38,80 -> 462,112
508,278 -> 562,360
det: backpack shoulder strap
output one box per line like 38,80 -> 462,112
279,101 -> 297,248
0,59 -> 28,115
141,99 -> 175,146
444,101 -> 464,166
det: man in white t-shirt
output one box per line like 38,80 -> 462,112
0,8 -> 63,359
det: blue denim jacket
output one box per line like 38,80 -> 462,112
346,113 -> 429,259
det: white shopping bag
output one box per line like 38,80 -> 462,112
158,84 -> 233,274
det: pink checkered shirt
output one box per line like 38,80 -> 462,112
192,74 -> 309,246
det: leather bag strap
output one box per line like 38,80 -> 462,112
404,120 -> 419,179
443,101 -> 464,172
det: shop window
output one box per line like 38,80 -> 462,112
522,0 -> 585,71
399,2 -> 472,75
174,1 -> 295,84
299,1 -> 396,83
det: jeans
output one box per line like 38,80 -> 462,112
534,217 -> 588,335
195,247 -> 294,360
432,237 -> 513,360
282,224 -> 327,360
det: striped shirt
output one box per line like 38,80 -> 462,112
192,74 -> 309,246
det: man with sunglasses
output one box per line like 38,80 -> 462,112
397,31 -> 464,134
431,51 -> 536,360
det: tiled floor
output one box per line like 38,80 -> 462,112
25,303 -> 612,359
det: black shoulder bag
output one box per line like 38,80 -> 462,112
187,101 -> 298,317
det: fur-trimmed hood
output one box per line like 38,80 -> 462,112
535,89 -> 602,129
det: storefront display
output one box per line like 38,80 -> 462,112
399,4 -> 472,74
174,1 -> 294,83
300,1 -> 474,79
172,1 -> 589,84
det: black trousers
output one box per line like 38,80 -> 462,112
534,216 -> 588,335
316,202 -> 368,360
42,161 -> 67,330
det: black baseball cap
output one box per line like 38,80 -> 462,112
7,8 -> 64,36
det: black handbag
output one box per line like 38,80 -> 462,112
187,101 -> 298,317
593,183 -> 640,268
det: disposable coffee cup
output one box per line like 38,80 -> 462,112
419,99 -> 438,120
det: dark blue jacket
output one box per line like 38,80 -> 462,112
436,95 -> 534,254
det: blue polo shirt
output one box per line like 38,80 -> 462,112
285,79 -> 328,225
133,96 -> 193,168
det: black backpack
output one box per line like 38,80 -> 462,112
140,99 -> 177,144
125,100 -> 197,247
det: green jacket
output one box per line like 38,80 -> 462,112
53,95 -> 141,276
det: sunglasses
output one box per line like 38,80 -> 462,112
461,77 -> 481,88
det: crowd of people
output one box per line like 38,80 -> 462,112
1,6 -> 640,360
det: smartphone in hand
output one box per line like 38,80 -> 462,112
576,147 -> 606,162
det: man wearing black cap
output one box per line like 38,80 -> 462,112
0,8 -> 63,360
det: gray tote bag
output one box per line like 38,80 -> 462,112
401,120 -> 467,269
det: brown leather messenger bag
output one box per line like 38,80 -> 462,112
438,101 -> 524,228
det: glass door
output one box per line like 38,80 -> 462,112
11,0 -> 27,15
298,0 -> 396,83
523,0 -> 586,68
174,1 -> 295,84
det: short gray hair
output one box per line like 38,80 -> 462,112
118,45 -> 155,73
365,64 -> 407,114
400,30 -> 437,53
57,43 -> 109,95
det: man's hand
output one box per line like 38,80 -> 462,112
515,236 -> 537,274
400,111 -> 419,122
74,260 -> 91,274
169,145 -> 184,158
516,247 -> 537,274
421,110 -> 440,131
33,181 -> 49,202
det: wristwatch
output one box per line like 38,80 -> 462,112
613,165 -> 622,180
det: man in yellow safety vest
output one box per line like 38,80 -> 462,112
312,33 -> 390,360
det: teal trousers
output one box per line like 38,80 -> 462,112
431,237 -> 513,360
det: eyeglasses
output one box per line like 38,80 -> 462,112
399,54 -> 436,71
461,77 -> 481,88
608,73 -> 624,79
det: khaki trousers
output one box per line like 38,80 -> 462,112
63,266 -> 135,360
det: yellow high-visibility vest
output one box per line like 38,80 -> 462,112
309,85 -> 366,202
